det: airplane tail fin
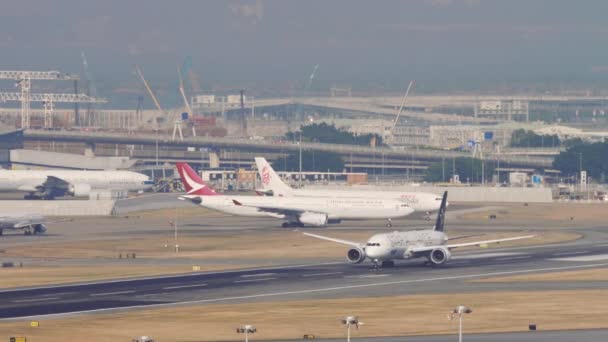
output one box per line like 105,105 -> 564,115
175,162 -> 218,196
433,191 -> 448,232
254,157 -> 294,196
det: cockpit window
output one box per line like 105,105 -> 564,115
435,197 -> 442,200
366,242 -> 381,247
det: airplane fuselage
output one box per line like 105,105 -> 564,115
364,230 -> 447,261
0,170 -> 153,193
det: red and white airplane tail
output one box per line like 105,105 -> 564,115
175,162 -> 218,196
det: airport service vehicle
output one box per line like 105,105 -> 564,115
176,162 -> 414,227
0,213 -> 68,236
303,191 -> 534,268
254,157 -> 444,214
0,169 -> 154,199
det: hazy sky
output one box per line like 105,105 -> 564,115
3,0 -> 608,98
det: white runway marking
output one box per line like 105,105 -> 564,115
240,273 -> 277,278
10,262 -> 608,320
346,274 -> 390,279
553,251 -> 589,256
302,272 -> 343,277
453,252 -> 524,260
550,254 -> 608,262
163,284 -> 208,290
234,277 -> 277,284
0,261 -> 342,294
12,297 -> 60,303
90,290 -> 135,297
495,256 -> 532,261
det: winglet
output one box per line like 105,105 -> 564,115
175,162 -> 218,196
433,191 -> 448,232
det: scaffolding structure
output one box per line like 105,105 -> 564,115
0,70 -> 105,129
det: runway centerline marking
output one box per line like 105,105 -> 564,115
163,284 -> 208,290
9,262 -> 608,320
346,274 -> 390,279
90,290 -> 135,297
12,297 -> 60,303
550,254 -> 608,262
553,251 -> 589,256
496,256 -> 532,261
234,277 -> 277,284
302,272 -> 343,277
240,273 -> 277,278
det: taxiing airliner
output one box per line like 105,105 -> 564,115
303,191 -> 534,268
0,169 -> 153,199
254,157 -> 444,214
176,162 -> 414,227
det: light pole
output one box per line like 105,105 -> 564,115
449,305 -> 472,342
236,325 -> 256,342
340,316 -> 362,342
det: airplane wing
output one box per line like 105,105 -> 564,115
302,232 -> 363,247
232,199 -> 327,217
14,218 -> 72,229
409,235 -> 535,253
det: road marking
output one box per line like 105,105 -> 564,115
240,273 -> 277,278
550,254 -> 608,262
90,290 -> 135,297
346,274 -> 390,279
42,292 -> 76,297
9,262 -> 608,320
234,277 -> 277,284
453,252 -> 524,260
302,272 -> 343,277
163,284 -> 208,290
553,251 -> 589,256
0,261 -> 343,294
495,256 -> 531,261
12,297 -> 60,303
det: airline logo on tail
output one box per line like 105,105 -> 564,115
175,162 -> 218,196
261,166 -> 271,185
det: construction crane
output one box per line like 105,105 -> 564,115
177,63 -> 194,137
81,52 -> 99,126
388,80 -> 416,144
0,92 -> 106,128
135,65 -> 183,141
0,70 -> 105,129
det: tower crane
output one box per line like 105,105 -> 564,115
177,63 -> 194,137
0,70 -> 104,129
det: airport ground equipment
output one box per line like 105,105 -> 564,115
448,305 -> 473,342
340,316 -> 362,342
236,325 -> 256,342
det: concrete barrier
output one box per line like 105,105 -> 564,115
0,200 -> 116,216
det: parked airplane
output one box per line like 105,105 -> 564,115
176,162 -> 414,227
254,157 -> 444,215
303,191 -> 534,269
0,214 -> 69,236
0,169 -> 154,199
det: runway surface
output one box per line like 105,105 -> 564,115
2,231 -> 608,320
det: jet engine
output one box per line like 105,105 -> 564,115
298,212 -> 328,226
33,224 -> 47,234
68,184 -> 92,197
428,247 -> 451,265
346,247 -> 366,264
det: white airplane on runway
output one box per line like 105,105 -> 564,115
0,169 -> 154,200
176,162 -> 414,227
303,191 -> 535,269
0,213 -> 68,236
254,157 -> 444,216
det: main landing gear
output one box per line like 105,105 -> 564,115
281,222 -> 304,228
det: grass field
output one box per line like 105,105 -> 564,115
3,289 -> 608,342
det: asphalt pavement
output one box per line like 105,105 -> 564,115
2,232 -> 608,320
